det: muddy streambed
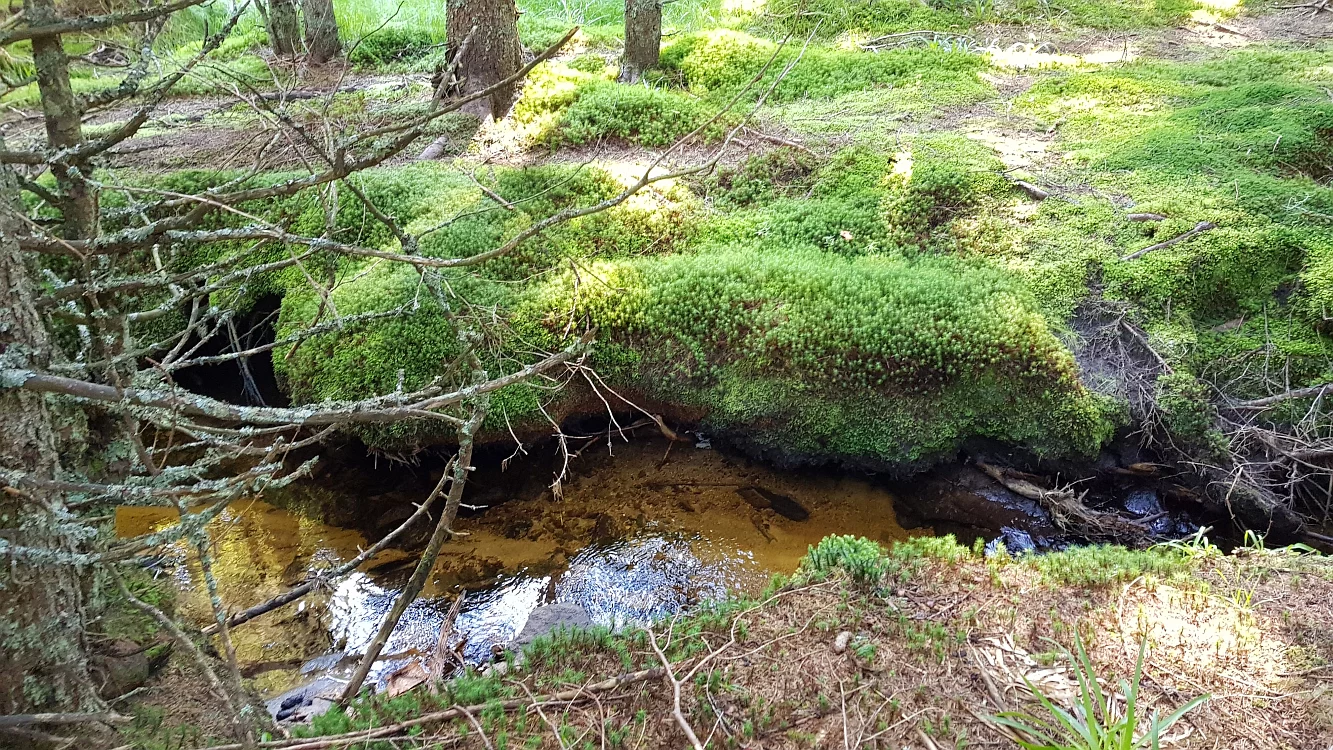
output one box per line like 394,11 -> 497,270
116,438 -> 929,701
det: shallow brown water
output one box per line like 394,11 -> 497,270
116,438 -> 924,695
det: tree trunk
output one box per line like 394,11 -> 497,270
621,0 -> 661,84
26,0 -> 95,239
301,0 -> 341,64
268,0 -> 301,58
446,0 -> 523,120
0,133 -> 103,715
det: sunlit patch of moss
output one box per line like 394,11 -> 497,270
883,133 -> 1009,248
522,246 -> 1114,464
661,29 -> 988,103
511,61 -> 724,148
1007,47 -> 1333,334
765,0 -> 1200,37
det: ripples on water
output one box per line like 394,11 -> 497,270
322,534 -> 754,683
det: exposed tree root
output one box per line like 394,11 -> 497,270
976,462 -> 1154,542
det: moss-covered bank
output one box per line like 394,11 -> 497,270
103,14 -> 1333,481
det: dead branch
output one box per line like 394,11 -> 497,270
0,712 -> 130,727
1119,221 -> 1217,261
429,591 -> 467,683
202,462 -> 454,635
338,399 -> 488,703
0,0 -> 210,45
1232,383 -> 1333,411
1,332 -> 590,427
1010,179 -> 1050,201
113,571 -> 242,721
647,625 -> 706,750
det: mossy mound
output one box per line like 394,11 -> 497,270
248,152 -> 1110,464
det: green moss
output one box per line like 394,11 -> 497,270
801,535 -> 888,587
997,45 -> 1333,402
512,61 -> 725,148
883,134 -> 1009,247
1027,544 -> 1194,587
560,80 -> 723,147
347,26 -> 444,67
1155,372 -> 1225,452
697,148 -> 821,209
661,29 -> 988,103
521,246 -> 1113,463
765,0 -> 1199,37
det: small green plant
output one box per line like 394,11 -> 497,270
802,535 -> 888,587
991,636 -> 1208,750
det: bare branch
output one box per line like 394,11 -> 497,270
0,0 -> 210,45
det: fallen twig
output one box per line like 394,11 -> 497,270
1232,383 -> 1333,411
1011,179 -> 1050,201
647,625 -> 706,750
429,591 -> 467,683
0,712 -> 131,728
1120,221 -> 1217,261
740,126 -> 815,155
976,462 -> 1153,541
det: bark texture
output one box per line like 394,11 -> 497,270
446,0 -> 522,120
0,133 -> 102,714
301,0 -> 341,64
621,0 -> 662,84
267,0 -> 301,58
26,0 -> 95,239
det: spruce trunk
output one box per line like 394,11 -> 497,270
301,0 -> 342,64
621,0 -> 662,84
0,133 -> 102,715
268,0 -> 301,58
26,0 -> 95,240
446,0 -> 523,120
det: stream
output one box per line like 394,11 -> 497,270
116,437 -> 929,704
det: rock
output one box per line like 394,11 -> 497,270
591,513 -> 620,544
511,603 -> 593,650
93,639 -> 155,699
1123,488 -> 1163,517
893,466 -> 1056,537
833,631 -> 853,654
986,527 -> 1037,556
267,676 -> 345,723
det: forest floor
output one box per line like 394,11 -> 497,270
151,537 -> 1333,750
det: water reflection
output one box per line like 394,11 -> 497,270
319,534 -> 756,685
116,441 -> 919,695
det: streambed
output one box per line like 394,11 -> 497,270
116,438 -> 926,700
